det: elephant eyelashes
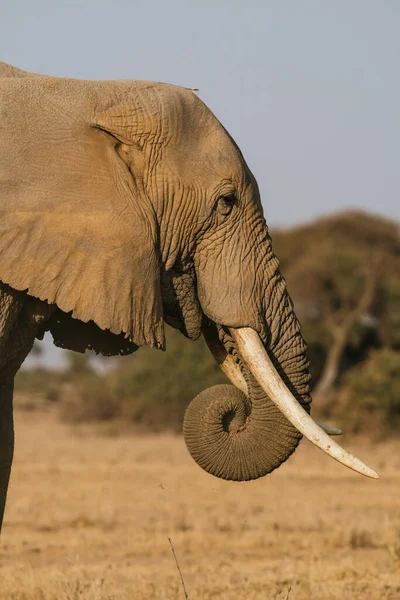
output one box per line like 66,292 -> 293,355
217,194 -> 236,217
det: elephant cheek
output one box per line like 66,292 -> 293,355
196,260 -> 262,331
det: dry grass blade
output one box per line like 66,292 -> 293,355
168,537 -> 190,600
388,518 -> 400,571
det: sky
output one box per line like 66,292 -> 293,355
1,0 -> 399,367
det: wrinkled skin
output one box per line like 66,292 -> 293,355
0,62 -> 312,530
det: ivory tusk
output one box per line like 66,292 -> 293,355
218,354 -> 248,395
231,327 -> 378,479
203,325 -> 248,395
205,327 -> 342,436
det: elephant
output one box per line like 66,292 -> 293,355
0,62 -> 377,530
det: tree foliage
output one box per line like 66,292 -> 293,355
337,348 -> 400,434
273,210 -> 400,412
107,326 -> 226,431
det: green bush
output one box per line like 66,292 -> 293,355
336,348 -> 400,433
15,368 -> 63,403
48,325 -> 226,431
108,325 -> 226,432
59,378 -> 121,423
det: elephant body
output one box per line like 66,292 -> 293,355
0,63 -> 376,530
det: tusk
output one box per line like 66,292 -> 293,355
205,327 -> 343,436
317,422 -> 343,436
231,327 -> 378,479
203,325 -> 248,395
218,354 -> 248,395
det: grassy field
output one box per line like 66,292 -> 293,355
0,402 -> 399,599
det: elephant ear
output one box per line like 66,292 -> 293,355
0,80 -> 164,349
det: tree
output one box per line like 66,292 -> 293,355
337,348 -> 400,434
272,211 -> 400,412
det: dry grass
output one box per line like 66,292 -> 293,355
1,401 -> 400,599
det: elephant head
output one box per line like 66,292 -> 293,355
0,63 -> 377,480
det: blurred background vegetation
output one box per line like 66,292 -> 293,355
15,210 -> 400,437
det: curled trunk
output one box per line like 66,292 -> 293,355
183,258 -> 312,480
183,375 -> 303,481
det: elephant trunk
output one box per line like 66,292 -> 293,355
183,252 -> 378,480
183,260 -> 312,480
183,372 -> 304,481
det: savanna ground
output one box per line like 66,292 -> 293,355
1,398 -> 399,600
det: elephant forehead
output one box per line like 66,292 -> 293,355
138,82 -> 239,154
162,110 -> 246,184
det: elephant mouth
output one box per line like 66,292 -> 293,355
201,321 -> 378,480
160,265 -> 203,340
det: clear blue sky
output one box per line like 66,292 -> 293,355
1,1 -> 399,366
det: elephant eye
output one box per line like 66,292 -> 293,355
217,194 -> 236,217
